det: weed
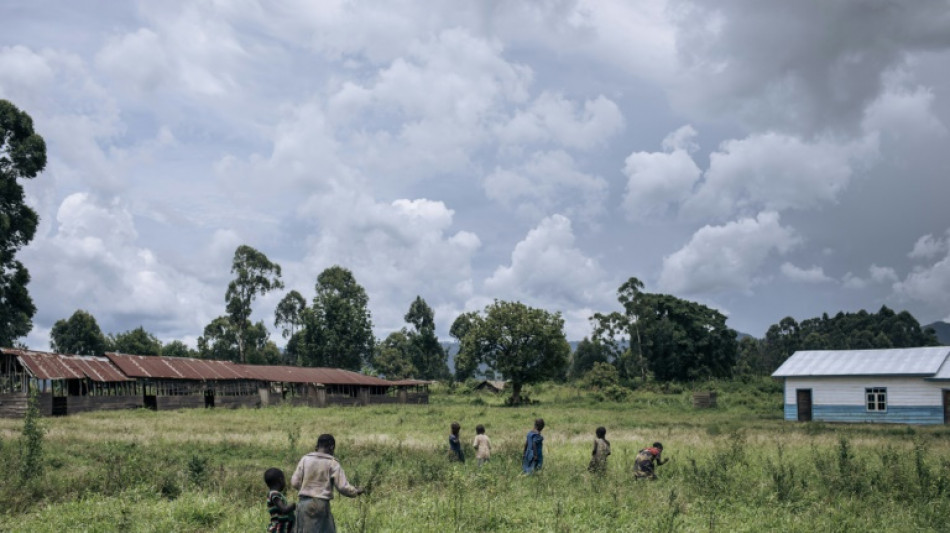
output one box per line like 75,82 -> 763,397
19,388 -> 44,481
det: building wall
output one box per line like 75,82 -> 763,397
67,395 -> 141,414
783,377 -> 948,425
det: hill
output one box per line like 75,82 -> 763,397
924,321 -> 950,345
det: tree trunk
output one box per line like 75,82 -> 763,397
510,381 -> 522,405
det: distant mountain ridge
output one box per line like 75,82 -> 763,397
925,321 -> 950,345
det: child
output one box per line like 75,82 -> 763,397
522,418 -> 545,474
449,421 -> 465,462
291,434 -> 364,532
634,441 -> 669,480
473,424 -> 491,467
587,426 -> 611,473
264,467 -> 296,533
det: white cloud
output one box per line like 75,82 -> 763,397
483,150 -> 608,225
780,263 -> 832,284
909,231 -> 949,260
682,131 -> 878,220
659,211 -> 800,294
485,214 -> 609,313
622,125 -> 702,220
495,92 -> 624,150
842,264 -> 899,290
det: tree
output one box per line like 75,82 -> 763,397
450,311 -> 479,381
225,245 -> 283,363
373,331 -> 417,379
592,278 -> 738,382
585,361 -> 620,390
0,100 -> 47,347
110,326 -> 162,356
162,340 -> 196,358
453,300 -> 569,405
50,310 -> 110,356
298,266 -> 375,370
404,296 -> 449,380
275,290 -> 306,340
568,337 -> 610,380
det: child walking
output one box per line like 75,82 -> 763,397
263,467 -> 296,533
449,421 -> 465,462
522,418 -> 545,474
473,424 -> 491,467
587,426 -> 611,473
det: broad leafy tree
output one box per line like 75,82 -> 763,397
298,266 -> 375,370
453,300 -> 569,405
0,100 -> 47,347
198,316 -> 238,361
50,310 -> 110,356
449,311 -> 479,381
568,337 -> 610,380
162,340 -> 197,358
592,278 -> 738,382
373,331 -> 417,379
225,245 -> 283,363
404,296 -> 449,379
110,326 -> 162,356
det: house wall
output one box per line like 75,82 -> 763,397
67,395 -> 141,414
0,392 -> 52,418
783,377 -> 948,424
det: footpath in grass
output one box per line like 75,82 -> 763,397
2,382 -> 950,532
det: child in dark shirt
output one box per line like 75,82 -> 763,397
264,467 -> 296,532
449,421 -> 465,462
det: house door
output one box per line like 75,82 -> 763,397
796,389 -> 812,422
204,389 -> 215,408
943,390 -> 950,424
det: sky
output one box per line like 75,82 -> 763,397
2,1 -> 950,351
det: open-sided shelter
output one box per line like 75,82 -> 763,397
772,347 -> 950,425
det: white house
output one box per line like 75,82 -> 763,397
772,347 -> 950,425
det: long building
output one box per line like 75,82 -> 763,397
0,348 -> 429,418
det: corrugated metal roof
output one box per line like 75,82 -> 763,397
105,352 -> 247,380
772,347 -> 950,377
237,364 -> 394,386
3,348 -> 131,382
388,379 -> 434,386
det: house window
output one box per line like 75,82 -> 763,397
866,387 -> 887,412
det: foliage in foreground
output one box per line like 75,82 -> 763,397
1,384 -> 950,532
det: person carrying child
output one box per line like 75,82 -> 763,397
263,467 -> 296,532
473,424 -> 491,467
291,433 -> 364,533
634,441 -> 669,480
448,421 -> 465,462
587,426 -> 611,473
522,418 -> 545,474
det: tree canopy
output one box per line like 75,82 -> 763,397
225,245 -> 283,363
297,266 -> 375,370
453,300 -> 570,404
50,310 -> 109,356
110,326 -> 162,356
0,100 -> 47,347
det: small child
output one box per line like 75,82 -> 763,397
634,442 -> 669,480
264,467 -> 296,533
449,421 -> 465,462
587,426 -> 611,473
522,418 -> 545,474
473,424 -> 491,467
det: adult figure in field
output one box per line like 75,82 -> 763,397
291,433 -> 364,532
522,418 -> 545,474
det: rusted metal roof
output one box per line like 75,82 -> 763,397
105,352 -> 247,380
3,348 -> 131,382
238,364 -> 394,386
388,379 -> 434,386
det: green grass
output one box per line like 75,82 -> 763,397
2,380 -> 950,531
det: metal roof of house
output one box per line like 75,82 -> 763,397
772,347 -> 950,378
237,364 -> 394,386
4,348 -> 131,382
105,352 -> 247,380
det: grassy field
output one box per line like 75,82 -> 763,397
2,379 -> 950,532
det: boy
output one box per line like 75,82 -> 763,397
587,426 -> 611,473
634,442 -> 669,480
291,434 -> 364,532
264,467 -> 296,533
522,418 -> 545,474
473,424 -> 491,467
449,421 -> 465,462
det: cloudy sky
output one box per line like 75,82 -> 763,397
3,1 -> 950,351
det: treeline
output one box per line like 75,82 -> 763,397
41,247 -> 940,392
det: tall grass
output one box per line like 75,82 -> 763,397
1,382 -> 949,531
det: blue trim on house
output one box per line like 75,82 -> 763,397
784,403 -> 944,425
